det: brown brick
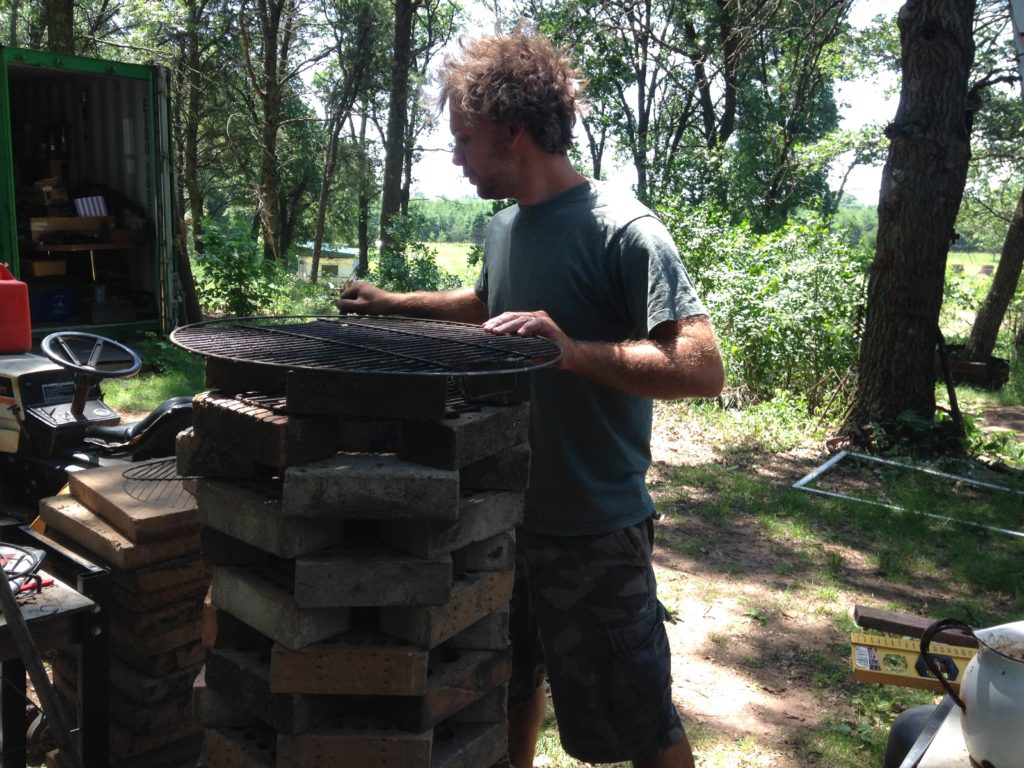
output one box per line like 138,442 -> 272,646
446,683 -> 508,724
204,358 -> 286,394
380,569 -> 514,649
283,453 -> 460,521
275,719 -> 432,768
109,656 -> 204,706
194,667 -> 260,729
204,647 -> 332,735
176,426 -> 259,481
109,591 -> 204,637
459,442 -> 530,491
196,477 -> 345,558
269,630 -> 429,695
452,530 -> 515,572
200,526 -> 271,567
111,577 -> 209,612
285,369 -> 449,420
393,649 -> 511,732
67,459 -> 199,543
380,491 -> 523,559
109,613 -> 202,657
211,565 -> 350,650
109,637 -> 205,678
109,718 -> 202,762
38,495 -> 200,571
338,417 -> 401,453
432,721 -> 508,768
398,402 -> 529,469
109,689 -> 194,732
202,726 -> 276,768
109,553 -> 209,593
448,610 -> 511,652
293,545 -> 453,608
191,391 -> 341,468
205,604 -> 272,651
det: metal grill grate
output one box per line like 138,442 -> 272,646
121,459 -> 194,507
170,315 -> 562,376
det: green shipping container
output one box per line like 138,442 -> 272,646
0,46 -> 179,338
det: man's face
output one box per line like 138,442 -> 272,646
449,108 -> 516,200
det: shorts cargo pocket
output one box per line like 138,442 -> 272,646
606,602 -> 672,733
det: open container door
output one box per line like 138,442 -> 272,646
0,46 -> 180,339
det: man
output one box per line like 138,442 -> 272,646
337,27 -> 723,768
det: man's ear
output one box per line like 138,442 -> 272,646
506,121 -> 527,145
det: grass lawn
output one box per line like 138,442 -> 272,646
431,241 -> 480,285
947,250 -> 999,276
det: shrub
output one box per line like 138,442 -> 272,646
661,204 -> 866,411
368,213 -> 462,293
194,221 -> 280,317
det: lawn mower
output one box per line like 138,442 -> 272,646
0,332 -> 193,510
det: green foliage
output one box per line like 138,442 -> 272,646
101,337 -> 205,415
268,271 -> 340,315
467,199 -> 514,268
831,197 -> 879,252
662,204 -> 866,409
193,220 -> 282,317
407,197 -> 493,244
368,212 -> 463,293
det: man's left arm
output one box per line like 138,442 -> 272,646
482,311 -> 724,400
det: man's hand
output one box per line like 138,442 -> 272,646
482,310 -> 576,370
335,281 -> 394,315
485,311 -> 723,400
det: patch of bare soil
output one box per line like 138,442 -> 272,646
648,422 -> 837,765
977,405 -> 1024,439
647,406 -> 1024,766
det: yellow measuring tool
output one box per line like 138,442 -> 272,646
850,631 -> 976,693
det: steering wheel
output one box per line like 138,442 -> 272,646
41,332 -> 142,417
41,332 -> 142,378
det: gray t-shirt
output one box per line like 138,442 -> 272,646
474,181 -> 706,535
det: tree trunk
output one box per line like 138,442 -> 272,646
844,0 -> 976,435
963,185 -> 1024,361
379,0 -> 415,253
310,118 -> 343,285
45,0 -> 73,53
356,113 -> 370,279
239,0 -> 297,263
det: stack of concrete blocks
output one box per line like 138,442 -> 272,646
184,374 -> 529,768
36,459 -> 208,768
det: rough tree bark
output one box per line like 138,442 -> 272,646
963,184 -> 1024,361
45,0 -> 73,53
379,0 -> 416,254
239,0 -> 300,262
844,0 -> 976,435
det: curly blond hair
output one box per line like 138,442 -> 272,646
438,24 -> 584,154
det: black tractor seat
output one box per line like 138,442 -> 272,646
84,396 -> 194,459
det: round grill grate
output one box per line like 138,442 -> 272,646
170,315 -> 562,376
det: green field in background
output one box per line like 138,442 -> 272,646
432,242 -> 480,284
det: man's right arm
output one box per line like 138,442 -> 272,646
336,282 -> 489,325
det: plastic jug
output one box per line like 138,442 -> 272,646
0,263 -> 32,353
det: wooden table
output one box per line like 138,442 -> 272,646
31,241 -> 136,282
0,525 -> 108,768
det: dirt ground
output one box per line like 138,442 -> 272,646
647,420 -> 830,766
642,406 -> 1023,767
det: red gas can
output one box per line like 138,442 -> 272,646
0,263 -> 32,354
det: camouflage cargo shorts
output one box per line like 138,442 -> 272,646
508,516 -> 686,763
